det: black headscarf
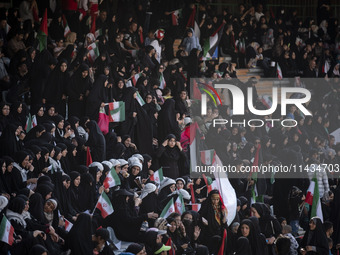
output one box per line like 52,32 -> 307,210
85,120 -> 106,162
67,213 -> 93,255
300,217 -> 329,255
86,74 -> 108,121
235,236 -> 252,255
158,99 -> 181,142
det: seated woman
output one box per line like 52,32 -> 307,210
300,217 -> 328,255
105,189 -> 158,242
198,190 -> 228,254
167,213 -> 194,255
237,219 -> 266,255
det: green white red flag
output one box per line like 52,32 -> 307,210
136,91 -> 145,106
160,198 -> 175,218
64,218 -> 73,232
159,73 -> 166,89
37,9 -> 48,51
200,149 -> 216,165
174,193 -> 185,214
103,167 -> 121,189
108,102 -> 125,122
25,113 -> 37,132
149,168 -> 164,185
0,216 -> 14,245
95,192 -> 114,218
87,42 -> 100,63
62,15 -> 71,37
306,172 -> 323,221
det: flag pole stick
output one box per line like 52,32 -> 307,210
92,194 -> 101,215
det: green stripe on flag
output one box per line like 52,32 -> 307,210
0,216 -> 6,240
160,198 -> 174,218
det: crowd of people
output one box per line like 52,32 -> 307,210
0,0 -> 340,254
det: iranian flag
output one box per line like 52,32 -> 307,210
86,148 -> 93,167
62,15 -> 71,37
87,42 -> 100,63
305,172 -> 323,222
103,167 -> 121,189
322,61 -> 330,74
95,192 -> 114,218
191,204 -> 201,212
132,73 -> 141,86
217,229 -> 227,255
166,237 -> 175,255
95,29 -> 102,39
171,9 -> 181,26
150,168 -> 164,185
174,194 -> 185,214
160,198 -> 175,218
202,174 -> 213,194
200,149 -> 216,165
212,154 -> 237,224
203,22 -> 225,59
0,216 -> 14,245
37,9 -> 48,51
64,218 -> 73,232
108,102 -> 125,122
277,63 -> 283,80
25,113 -> 37,132
136,91 -> 145,106
159,73 -> 166,89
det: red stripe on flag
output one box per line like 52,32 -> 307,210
96,202 -> 109,218
86,148 -> 93,167
217,229 -> 227,255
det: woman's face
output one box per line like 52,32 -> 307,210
58,120 -> 64,129
82,70 -> 89,78
56,152 -> 62,160
17,104 -> 23,114
124,138 -> 131,147
44,153 -> 49,161
48,107 -> 55,116
309,220 -> 316,230
170,184 -> 176,192
63,180 -> 70,189
133,92 -> 137,99
31,50 -> 36,60
1,162 -> 6,173
86,36 -> 92,45
2,104 -> 10,116
24,200 -> 29,211
241,224 -> 250,237
251,207 -> 260,218
44,201 -> 55,213
211,195 -> 220,206
176,181 -> 184,190
118,80 -> 124,89
168,138 -> 176,148
74,176 -> 81,187
169,221 -> 177,232
146,95 -> 152,104
131,166 -> 140,176
60,62 -> 67,72
72,148 -> 77,157
96,171 -> 102,182
147,160 -> 152,169
37,107 -> 44,117
143,79 -> 148,86
22,155 -> 29,168
61,149 -> 67,157
50,149 -> 55,158
7,162 -> 13,172
36,151 -> 41,160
